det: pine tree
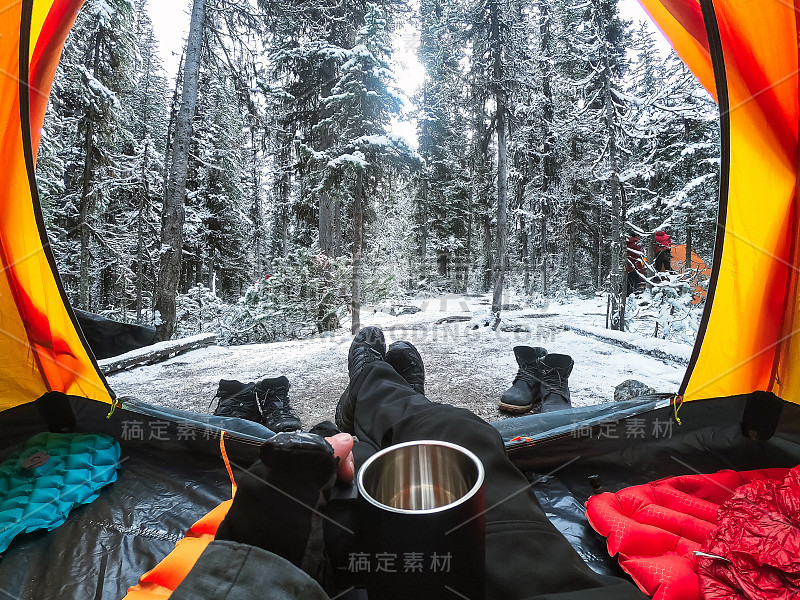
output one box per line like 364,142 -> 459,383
183,67 -> 249,299
313,3 -> 418,332
39,0 -> 137,312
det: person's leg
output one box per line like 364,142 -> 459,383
626,271 -> 635,295
350,360 -> 644,600
655,251 -> 668,272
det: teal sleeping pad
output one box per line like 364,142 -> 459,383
0,432 -> 121,552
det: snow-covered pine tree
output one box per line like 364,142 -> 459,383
124,0 -> 168,324
467,0 -> 516,316
258,0 -> 369,260
623,26 -> 718,265
416,0 -> 472,289
505,0 -> 553,296
554,0 -> 629,325
183,66 -> 249,302
313,3 -> 418,332
39,0 -> 137,312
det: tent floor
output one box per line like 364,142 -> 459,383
0,393 -> 797,597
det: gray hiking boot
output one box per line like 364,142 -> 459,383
498,346 -> 548,414
540,354 -> 573,411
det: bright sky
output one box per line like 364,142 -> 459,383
148,0 -> 667,146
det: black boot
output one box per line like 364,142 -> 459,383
257,376 -> 302,432
498,346 -> 548,414
212,379 -> 262,423
215,431 -> 338,587
540,354 -> 573,412
335,327 -> 386,434
386,340 -> 425,394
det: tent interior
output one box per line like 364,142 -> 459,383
0,0 -> 799,597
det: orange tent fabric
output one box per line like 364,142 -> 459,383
0,0 -> 112,410
639,0 -> 800,403
670,245 -> 710,304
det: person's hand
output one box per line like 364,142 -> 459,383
216,431 -> 352,588
325,432 -> 355,483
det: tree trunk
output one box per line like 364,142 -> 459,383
521,212 -> 530,294
136,140 -> 150,324
318,133 -> 337,258
567,138 -> 579,289
540,200 -> 548,296
207,247 -> 214,291
319,192 -> 335,256
491,94 -> 508,314
154,0 -> 205,341
351,172 -> 365,334
251,127 -> 263,276
490,0 -> 508,315
272,132 -> 292,260
79,29 -> 102,311
597,1 -> 623,331
619,182 -> 628,329
317,57 -> 339,257
595,205 -> 602,289
333,195 -> 342,257
686,206 -> 693,272
538,0 -> 555,298
79,117 -> 94,312
420,175 -> 429,280
567,198 -> 577,289
465,185 -> 473,290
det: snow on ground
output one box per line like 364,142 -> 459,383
109,293 -> 687,429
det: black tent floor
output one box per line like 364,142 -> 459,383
0,394 -> 798,597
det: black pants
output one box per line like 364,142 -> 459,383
349,361 -> 645,600
175,362 -> 646,600
654,250 -> 671,272
626,270 -> 643,295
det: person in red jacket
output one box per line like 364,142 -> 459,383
626,235 -> 645,295
654,230 -> 672,272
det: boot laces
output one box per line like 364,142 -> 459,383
267,405 -> 296,421
211,384 -> 254,409
541,368 -> 565,396
514,365 -> 540,388
260,387 -> 294,419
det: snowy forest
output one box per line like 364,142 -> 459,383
36,0 -> 720,345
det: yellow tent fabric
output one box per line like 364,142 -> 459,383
0,0 -> 112,410
640,0 -> 800,403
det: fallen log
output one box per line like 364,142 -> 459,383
99,333 -> 217,375
434,315 -> 473,324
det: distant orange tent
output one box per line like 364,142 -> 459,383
670,244 -> 710,304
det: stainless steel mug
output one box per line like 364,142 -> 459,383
356,440 -> 486,600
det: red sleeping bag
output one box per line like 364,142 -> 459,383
585,468 -> 790,600
698,465 -> 800,599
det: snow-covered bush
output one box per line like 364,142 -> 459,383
175,285 -> 229,338
217,248 -> 352,345
625,270 -> 705,344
